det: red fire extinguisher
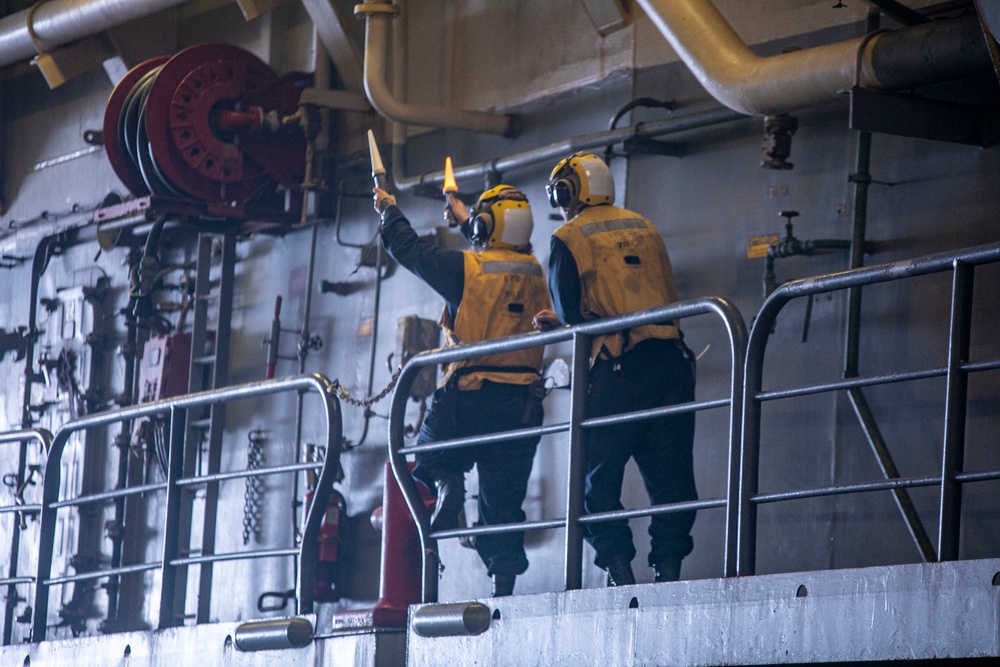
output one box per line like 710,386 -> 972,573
306,485 -> 347,603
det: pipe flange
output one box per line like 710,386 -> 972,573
353,3 -> 400,18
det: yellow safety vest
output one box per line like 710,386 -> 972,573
553,204 -> 679,361
440,248 -> 551,390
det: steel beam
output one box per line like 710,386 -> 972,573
299,0 -> 364,92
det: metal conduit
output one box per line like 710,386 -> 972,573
0,0 -> 190,69
394,107 -> 746,193
634,0 -> 991,116
387,296 -> 747,602
739,242 -> 1000,577
31,373 -> 343,641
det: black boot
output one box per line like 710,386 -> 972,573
653,558 -> 682,583
605,555 -> 636,587
491,573 -> 516,597
429,474 -> 465,534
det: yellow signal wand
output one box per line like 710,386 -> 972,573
443,156 -> 459,227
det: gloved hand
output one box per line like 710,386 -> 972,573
444,192 -> 469,228
532,309 -> 563,332
373,187 -> 396,216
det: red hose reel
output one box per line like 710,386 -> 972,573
103,43 -> 311,205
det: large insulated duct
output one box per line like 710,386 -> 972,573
356,0 -> 515,136
635,0 -> 992,116
0,0 -> 190,69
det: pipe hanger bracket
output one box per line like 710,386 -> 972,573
353,3 -> 400,18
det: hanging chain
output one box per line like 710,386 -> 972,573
242,429 -> 265,545
334,366 -> 404,409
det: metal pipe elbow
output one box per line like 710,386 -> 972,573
635,0 -> 990,117
359,3 -> 515,136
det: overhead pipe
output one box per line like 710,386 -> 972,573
860,0 -> 931,26
0,0 -> 189,69
393,106 -> 745,193
634,0 -> 992,116
355,0 -> 515,137
383,0 -> 743,192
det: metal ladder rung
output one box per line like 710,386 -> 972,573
190,417 -> 212,429
193,355 -> 216,365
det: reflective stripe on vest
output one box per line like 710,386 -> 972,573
481,260 -> 544,277
440,248 -> 551,390
579,218 -> 647,236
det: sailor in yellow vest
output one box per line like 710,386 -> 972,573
533,152 -> 697,586
373,184 -> 551,597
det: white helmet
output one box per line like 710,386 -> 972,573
546,152 -> 615,209
470,185 -> 534,251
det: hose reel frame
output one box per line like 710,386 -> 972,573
103,43 -> 310,206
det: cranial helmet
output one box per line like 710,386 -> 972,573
546,152 -> 615,209
470,185 -> 534,251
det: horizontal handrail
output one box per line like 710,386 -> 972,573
429,496 -> 728,543
400,423 -> 569,455
50,483 -> 167,509
168,547 -> 299,567
755,358 -> 1000,401
752,475 -> 942,504
0,577 -> 36,587
175,461 -> 323,487
388,296 -> 747,602
739,241 -> 1000,577
0,429 -> 52,454
0,505 -> 40,515
399,397 -> 726,456
0,429 -> 52,512
44,459 -> 326,508
45,562 -> 161,586
32,373 -> 343,641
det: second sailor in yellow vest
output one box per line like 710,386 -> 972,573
534,152 -> 697,587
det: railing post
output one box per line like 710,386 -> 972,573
31,431 -> 65,642
938,260 -> 973,561
563,332 -> 590,590
0,430 -> 51,645
158,405 -> 188,628
738,297 -> 778,578
737,360 -> 762,577
297,379 -> 344,614
385,362 -> 440,604
20,375 -> 339,639
718,300 -> 748,579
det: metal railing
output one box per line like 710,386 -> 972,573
31,373 -> 342,641
0,429 -> 52,645
738,242 -> 1000,575
387,297 -> 748,602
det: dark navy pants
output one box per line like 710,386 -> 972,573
583,337 -> 697,570
412,379 -> 541,576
